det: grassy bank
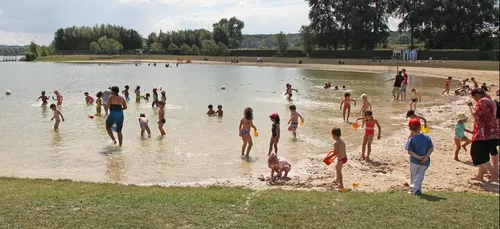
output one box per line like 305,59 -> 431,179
0,178 -> 498,228
36,54 -> 500,71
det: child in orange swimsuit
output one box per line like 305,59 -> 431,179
354,110 -> 381,161
340,93 -> 356,122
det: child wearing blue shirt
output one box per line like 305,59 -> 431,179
454,112 -> 472,161
406,119 -> 434,196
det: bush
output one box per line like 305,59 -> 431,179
179,44 -> 192,55
24,52 -> 38,61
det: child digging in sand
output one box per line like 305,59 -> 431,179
409,88 -> 422,111
324,128 -> 347,190
454,112 -> 472,161
406,119 -> 434,196
359,94 -> 372,114
287,105 -> 304,138
268,113 -> 280,155
354,111 -> 381,161
340,93 -> 356,122
50,103 -> 65,130
239,107 -> 257,158
139,113 -> 151,139
268,153 -> 291,183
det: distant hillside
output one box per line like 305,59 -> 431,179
239,31 -> 413,49
0,45 -> 28,55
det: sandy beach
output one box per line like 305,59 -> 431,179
62,59 -> 500,194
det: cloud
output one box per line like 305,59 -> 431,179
0,0 -> 400,45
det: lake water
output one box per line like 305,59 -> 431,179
0,62 -> 451,184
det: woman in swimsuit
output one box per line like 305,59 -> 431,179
239,107 -> 257,158
268,113 -> 280,155
105,86 -> 127,147
355,110 -> 381,161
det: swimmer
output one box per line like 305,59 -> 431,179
216,105 -> 223,117
84,92 -> 94,105
122,85 -> 130,100
53,90 -> 63,106
268,153 -> 290,182
152,88 -> 159,107
96,91 -> 103,115
340,93 -> 356,122
323,127 -> 347,190
442,77 -> 452,95
239,107 -> 257,158
161,91 -> 166,103
50,103 -> 64,131
409,88 -> 422,111
334,86 -> 339,91
138,113 -> 151,139
288,105 -> 304,138
268,113 -> 280,155
359,94 -> 372,114
207,104 -> 216,116
157,101 -> 166,136
135,86 -> 141,102
36,91 -> 49,106
354,111 -> 381,161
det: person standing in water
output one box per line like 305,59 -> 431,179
239,107 -> 257,158
53,90 -> 63,106
105,86 -> 127,147
102,87 -> 111,115
37,91 -> 50,106
158,101 -> 166,136
135,86 -> 141,102
50,103 -> 65,131
386,71 -> 405,101
401,69 -> 409,100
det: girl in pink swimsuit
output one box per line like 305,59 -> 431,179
354,110 -> 381,161
340,93 -> 356,122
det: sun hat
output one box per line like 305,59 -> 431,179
457,112 -> 468,121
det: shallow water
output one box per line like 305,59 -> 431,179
0,62 -> 451,184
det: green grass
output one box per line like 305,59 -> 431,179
0,178 -> 498,229
36,54 -> 500,71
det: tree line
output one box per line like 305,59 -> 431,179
0,45 -> 28,55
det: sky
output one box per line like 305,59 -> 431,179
0,0 -> 400,46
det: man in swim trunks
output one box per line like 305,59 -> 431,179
401,69 -> 409,100
387,71 -> 405,101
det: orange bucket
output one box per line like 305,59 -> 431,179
323,150 -> 337,165
351,122 -> 360,130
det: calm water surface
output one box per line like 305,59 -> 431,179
0,62 -> 452,184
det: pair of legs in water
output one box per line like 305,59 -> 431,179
240,130 -> 253,157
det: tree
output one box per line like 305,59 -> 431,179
150,42 -> 164,53
213,17 -> 245,49
168,43 -> 180,54
25,52 -> 37,61
179,43 -> 192,55
201,40 -> 219,56
306,0 -> 340,49
275,32 -> 289,57
212,26 -> 229,47
299,25 -> 315,56
98,36 -> 111,54
90,41 -> 101,54
217,42 -> 230,56
191,44 -> 200,55
28,41 -> 39,57
109,39 -> 123,54
40,46 -> 49,57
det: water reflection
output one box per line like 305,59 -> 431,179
105,154 -> 126,182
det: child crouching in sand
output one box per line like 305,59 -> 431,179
454,112 -> 472,161
324,128 -> 347,190
406,119 -> 434,196
268,153 -> 291,183
139,113 -> 151,139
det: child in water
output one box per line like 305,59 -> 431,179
268,153 -> 291,183
157,101 -> 166,136
324,128 -> 347,190
268,113 -> 280,155
53,90 -> 63,106
207,104 -> 216,116
36,91 -> 49,106
122,85 -> 130,100
359,94 -> 372,114
354,111 -> 381,161
50,103 -> 65,130
287,105 -> 304,138
95,91 -> 103,115
139,113 -> 152,139
84,92 -> 94,105
340,93 -> 356,122
161,91 -> 167,103
442,77 -> 452,95
152,88 -> 159,107
454,112 -> 472,161
135,86 -> 141,102
216,105 -> 223,117
239,107 -> 257,158
409,88 -> 422,111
